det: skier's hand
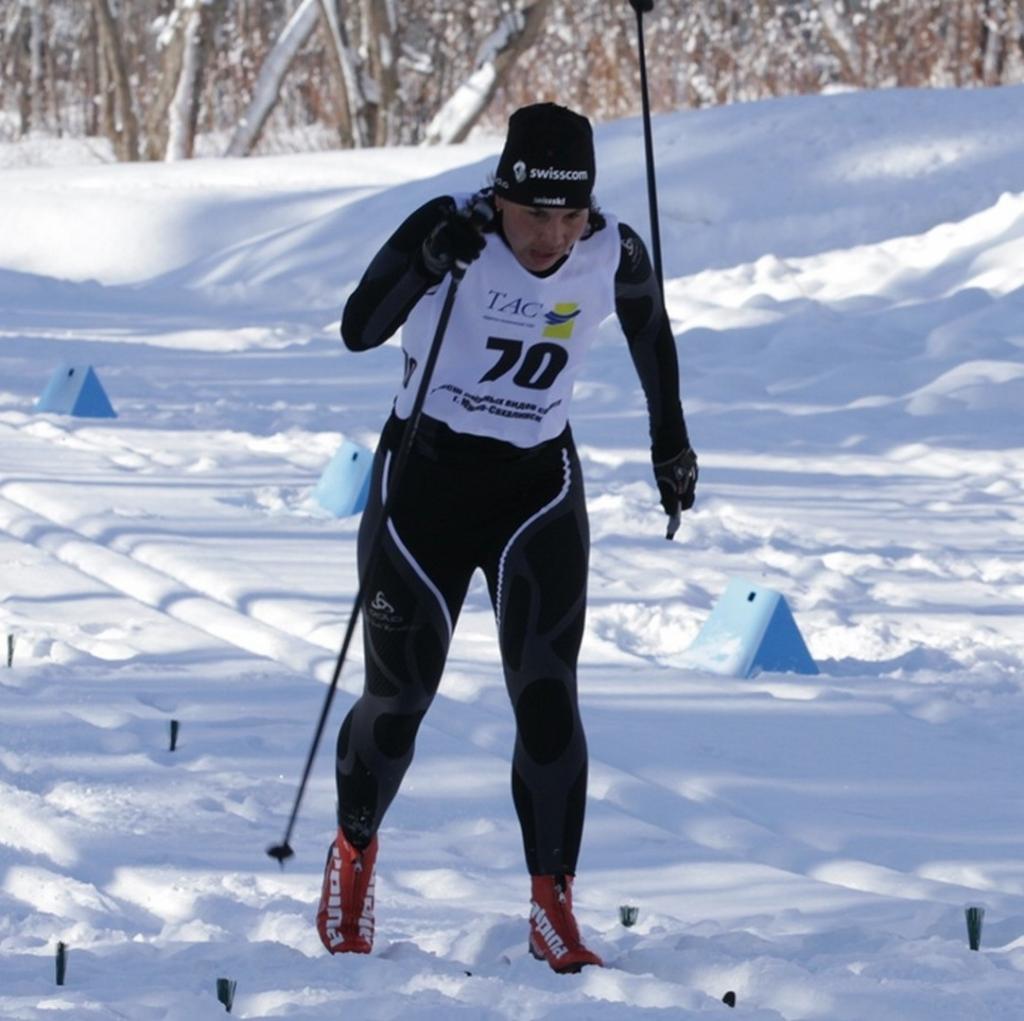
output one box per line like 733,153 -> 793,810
421,205 -> 488,279
653,446 -> 698,540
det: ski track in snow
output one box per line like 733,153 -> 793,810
0,430 -> 793,1018
3,376 -> 1024,1020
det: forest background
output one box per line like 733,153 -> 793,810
3,0 -> 1024,164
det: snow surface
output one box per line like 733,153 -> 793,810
1,85 -> 1023,1019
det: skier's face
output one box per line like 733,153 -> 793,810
496,198 -> 589,273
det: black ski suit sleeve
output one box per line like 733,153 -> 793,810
341,196 -> 456,351
614,222 -> 690,462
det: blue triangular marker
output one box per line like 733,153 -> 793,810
313,438 -> 373,517
684,577 -> 818,678
36,364 -> 117,418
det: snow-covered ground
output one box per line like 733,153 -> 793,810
1,85 -> 1023,1019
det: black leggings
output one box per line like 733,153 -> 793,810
335,414 -> 590,876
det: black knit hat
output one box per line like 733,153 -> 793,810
494,103 -> 595,209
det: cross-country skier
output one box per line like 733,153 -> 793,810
316,102 -> 697,973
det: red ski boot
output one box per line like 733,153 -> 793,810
316,829 -> 378,954
528,874 -> 603,973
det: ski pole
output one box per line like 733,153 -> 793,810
628,0 -> 664,297
629,0 -> 684,540
267,204 -> 491,865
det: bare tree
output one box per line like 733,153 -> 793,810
423,0 -> 551,145
977,0 -> 1020,83
360,0 -> 402,144
28,0 -> 46,130
318,0 -> 369,146
90,0 -> 140,160
225,0 -> 321,157
2,2 -> 30,137
817,0 -> 864,84
165,0 -> 222,160
5,0 -> 1024,162
145,0 -> 195,159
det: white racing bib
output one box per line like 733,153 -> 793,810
394,206 -> 620,448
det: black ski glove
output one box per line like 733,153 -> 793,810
654,446 -> 698,540
420,205 -> 487,279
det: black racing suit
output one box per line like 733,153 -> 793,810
335,194 -> 688,876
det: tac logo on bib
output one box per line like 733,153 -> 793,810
542,303 -> 581,340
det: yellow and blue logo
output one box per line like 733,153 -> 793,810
542,303 -> 581,340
